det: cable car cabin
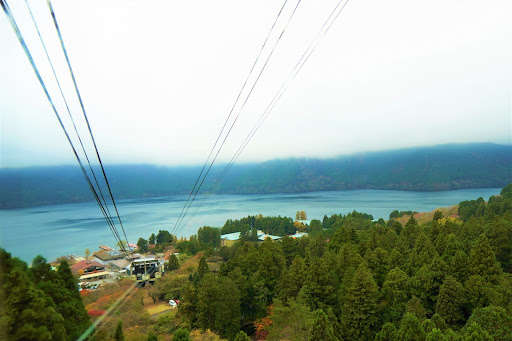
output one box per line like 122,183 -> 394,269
128,257 -> 164,283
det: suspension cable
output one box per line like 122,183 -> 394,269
171,0 -> 291,235
1,0 -> 129,256
175,0 -> 352,234
24,0 -> 119,234
172,0 -> 303,235
224,0 -> 352,177
46,0 -> 131,251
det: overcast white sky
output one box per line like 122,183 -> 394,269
1,0 -> 511,168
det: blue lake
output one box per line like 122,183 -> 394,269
0,188 -> 500,263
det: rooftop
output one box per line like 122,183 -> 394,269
258,234 -> 282,241
79,271 -> 111,280
71,260 -> 104,274
93,249 -> 124,261
131,257 -> 157,263
220,232 -> 241,241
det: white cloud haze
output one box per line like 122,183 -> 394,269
1,0 -> 511,167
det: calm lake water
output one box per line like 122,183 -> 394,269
0,188 -> 500,263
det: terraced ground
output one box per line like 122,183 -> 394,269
394,204 -> 459,225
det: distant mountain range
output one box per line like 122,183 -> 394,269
1,143 -> 511,209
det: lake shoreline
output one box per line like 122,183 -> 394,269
0,186 -> 503,211
0,188 -> 501,263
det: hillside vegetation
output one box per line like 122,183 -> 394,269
1,143 -> 512,208
107,184 -> 512,340
2,184 -> 511,340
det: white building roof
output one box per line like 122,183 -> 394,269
220,232 -> 241,241
131,257 -> 157,263
289,232 -> 308,238
258,234 -> 281,241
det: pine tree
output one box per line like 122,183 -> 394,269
462,323 -> 493,341
309,309 -> 338,341
397,313 -> 425,341
4,267 -> 67,340
172,328 -> 190,341
335,242 -> 363,283
421,319 -> 436,334
147,332 -> 158,341
56,260 -> 90,338
31,254 -> 53,282
382,267 -> 409,323
114,320 -> 124,341
149,233 -> 156,245
365,247 -> 390,287
375,322 -> 397,341
168,254 -> 179,271
409,232 -> 437,272
431,313 -> 447,331
278,256 -> 305,302
197,274 -> 241,339
341,263 -> 378,340
448,250 -> 470,283
234,330 -> 251,341
441,233 -> 463,262
257,240 -> 286,302
197,256 -> 209,279
137,237 -> 149,253
402,215 -> 421,249
302,256 -> 337,310
410,256 -> 447,313
425,328 -> 447,341
435,276 -> 465,326
464,305 -> 512,341
469,234 -> 502,283
406,296 -> 427,321
464,275 -> 491,311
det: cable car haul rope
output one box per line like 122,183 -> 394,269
1,0 -> 130,256
1,0 -> 352,338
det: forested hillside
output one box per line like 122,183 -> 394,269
3,185 -> 511,340
139,184 -> 512,340
1,143 -> 511,208
0,251 -> 90,340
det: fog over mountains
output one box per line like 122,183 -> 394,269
1,143 -> 511,209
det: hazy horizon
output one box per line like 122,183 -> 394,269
1,141 -> 510,170
2,0 -> 511,168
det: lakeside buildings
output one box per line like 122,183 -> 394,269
220,229 -> 308,246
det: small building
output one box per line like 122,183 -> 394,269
93,249 -> 124,262
257,234 -> 282,241
79,271 -> 111,282
128,243 -> 138,250
71,260 -> 105,275
220,232 -> 241,247
71,260 -> 110,282
289,232 -> 308,239
107,259 -> 131,272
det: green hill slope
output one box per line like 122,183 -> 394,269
1,143 -> 511,208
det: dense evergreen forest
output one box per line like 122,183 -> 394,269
148,184 -> 512,340
2,143 -> 512,208
0,251 -> 90,340
2,184 -> 512,340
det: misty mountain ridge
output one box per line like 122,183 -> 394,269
1,143 -> 511,209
